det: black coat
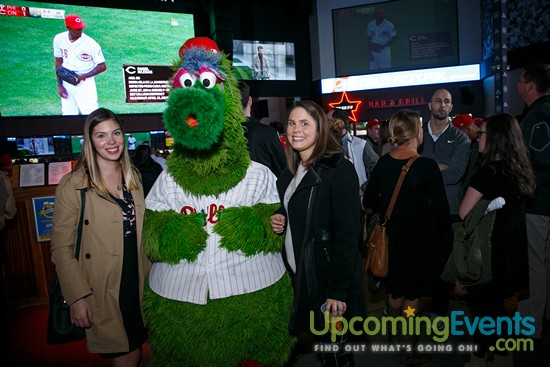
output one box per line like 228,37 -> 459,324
243,118 -> 286,177
276,153 -> 364,332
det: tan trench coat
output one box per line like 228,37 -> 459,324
50,167 -> 151,353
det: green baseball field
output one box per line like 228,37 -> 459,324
0,0 -> 194,117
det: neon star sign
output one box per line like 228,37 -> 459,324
328,91 -> 362,123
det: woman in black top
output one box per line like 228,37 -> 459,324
364,110 -> 452,366
460,114 -> 535,367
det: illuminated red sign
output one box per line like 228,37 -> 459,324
328,92 -> 362,122
328,93 -> 428,122
365,97 -> 427,108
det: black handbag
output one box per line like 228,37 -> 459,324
46,189 -> 86,345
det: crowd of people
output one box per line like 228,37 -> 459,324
43,62 -> 550,367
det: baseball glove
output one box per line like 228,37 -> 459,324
56,67 -> 80,86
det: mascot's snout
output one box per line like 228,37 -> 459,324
163,78 -> 225,150
185,114 -> 198,128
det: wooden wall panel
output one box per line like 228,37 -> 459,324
2,185 -> 56,309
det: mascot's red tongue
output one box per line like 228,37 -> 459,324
185,114 -> 198,128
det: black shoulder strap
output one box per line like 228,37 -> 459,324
74,189 -> 86,261
384,155 -> 419,222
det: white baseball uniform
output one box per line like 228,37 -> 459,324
53,32 -> 105,115
367,19 -> 396,70
127,136 -> 137,150
146,161 -> 286,304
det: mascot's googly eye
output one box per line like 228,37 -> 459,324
179,72 -> 197,88
199,71 -> 217,89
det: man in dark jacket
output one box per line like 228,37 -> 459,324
419,88 -> 470,320
517,63 -> 550,342
451,113 -> 481,190
420,89 -> 471,221
238,81 -> 286,177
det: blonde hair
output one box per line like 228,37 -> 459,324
387,110 -> 421,147
75,108 -> 141,194
328,118 -> 346,142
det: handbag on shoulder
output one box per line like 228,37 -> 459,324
364,156 -> 419,278
364,220 -> 390,278
46,189 -> 86,345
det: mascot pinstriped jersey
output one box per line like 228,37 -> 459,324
142,37 -> 295,367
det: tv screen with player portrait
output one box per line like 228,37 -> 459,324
332,0 -> 459,77
232,40 -> 296,81
16,136 -> 55,156
0,0 -> 194,117
125,132 -> 151,151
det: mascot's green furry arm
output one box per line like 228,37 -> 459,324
142,37 -> 295,367
143,203 -> 282,263
143,210 -> 207,263
214,203 -> 283,256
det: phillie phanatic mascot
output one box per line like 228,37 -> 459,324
142,37 -> 295,367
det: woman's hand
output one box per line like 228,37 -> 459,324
270,214 -> 286,234
70,297 -> 93,328
325,298 -> 347,317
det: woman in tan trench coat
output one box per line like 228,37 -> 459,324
51,108 -> 151,367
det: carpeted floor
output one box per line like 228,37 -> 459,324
6,304 -> 150,367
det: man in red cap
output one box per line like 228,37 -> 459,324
451,113 -> 480,142
451,113 -> 480,189
53,14 -> 106,115
365,118 -> 381,155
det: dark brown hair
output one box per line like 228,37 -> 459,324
481,113 -> 536,197
284,100 -> 342,175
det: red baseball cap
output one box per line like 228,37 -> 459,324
366,119 -> 380,129
65,15 -> 87,29
473,117 -> 485,127
179,37 -> 220,58
452,114 -> 475,129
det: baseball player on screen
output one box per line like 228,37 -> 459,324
53,14 -> 107,115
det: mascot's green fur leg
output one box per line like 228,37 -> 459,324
144,274 -> 296,367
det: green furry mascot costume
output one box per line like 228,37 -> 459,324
142,37 -> 295,367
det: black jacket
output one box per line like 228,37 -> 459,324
243,118 -> 286,177
276,153 -> 364,332
520,95 -> 550,216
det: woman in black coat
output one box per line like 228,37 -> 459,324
270,100 -> 364,367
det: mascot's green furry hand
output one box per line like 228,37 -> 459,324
213,203 -> 283,256
143,209 -> 208,264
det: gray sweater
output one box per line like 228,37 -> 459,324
420,122 -> 471,215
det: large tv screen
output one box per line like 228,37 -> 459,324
0,1 -> 194,117
232,40 -> 296,81
333,0 -> 459,77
